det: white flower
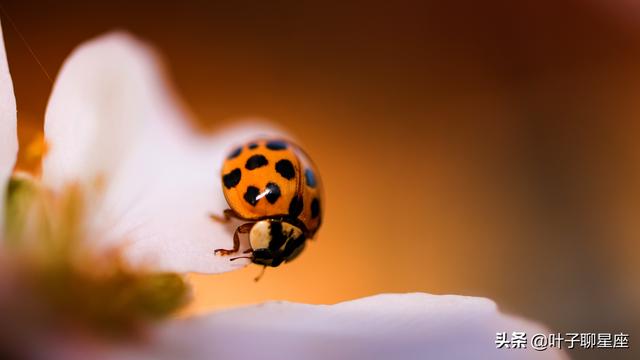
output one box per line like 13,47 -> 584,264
41,31 -> 285,274
148,294 -> 569,360
0,20 -> 566,360
0,22 -> 18,233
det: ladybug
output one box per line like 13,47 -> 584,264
212,138 -> 323,268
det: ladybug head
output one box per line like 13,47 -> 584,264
246,219 -> 306,267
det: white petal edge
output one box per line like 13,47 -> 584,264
0,20 -> 18,236
99,293 -> 568,360
42,32 -> 285,273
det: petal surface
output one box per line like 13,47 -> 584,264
116,293 -> 568,360
0,20 -> 18,234
42,32 -> 283,273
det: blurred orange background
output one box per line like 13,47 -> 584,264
1,1 -> 638,358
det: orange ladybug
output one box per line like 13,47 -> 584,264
212,139 -> 322,268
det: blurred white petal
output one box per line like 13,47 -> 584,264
0,20 -> 18,234
42,32 -> 283,273
114,293 -> 567,360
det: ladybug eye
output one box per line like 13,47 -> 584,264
253,249 -> 273,259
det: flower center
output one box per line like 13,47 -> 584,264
1,174 -> 191,342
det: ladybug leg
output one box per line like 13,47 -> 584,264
209,209 -> 237,224
214,222 -> 254,256
237,221 -> 254,247
214,229 -> 241,256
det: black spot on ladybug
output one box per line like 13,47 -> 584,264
311,198 -> 320,219
265,182 -> 281,204
243,186 -> 261,206
288,196 -> 304,217
222,168 -> 241,189
266,140 -> 288,150
248,142 -> 258,149
305,168 -> 317,188
227,146 -> 242,159
245,154 -> 269,170
276,159 -> 296,180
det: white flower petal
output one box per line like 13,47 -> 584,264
0,20 -> 18,234
42,32 -> 284,273
123,293 -> 568,360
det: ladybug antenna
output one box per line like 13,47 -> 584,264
254,266 -> 267,282
230,256 -> 252,261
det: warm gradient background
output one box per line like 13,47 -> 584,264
1,1 -> 639,358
